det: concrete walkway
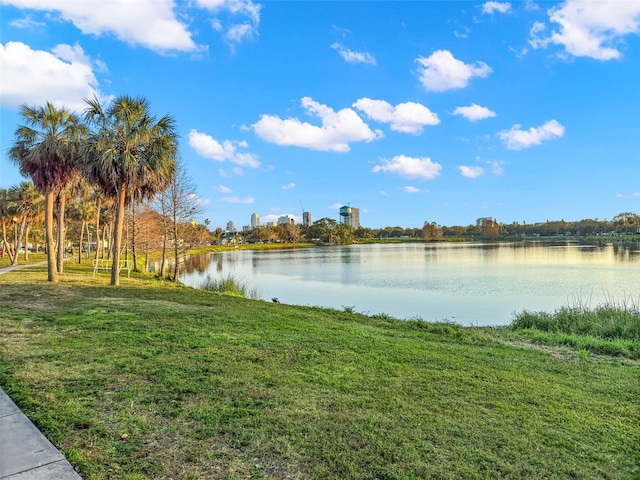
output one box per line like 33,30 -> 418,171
0,261 -> 48,275
0,387 -> 81,479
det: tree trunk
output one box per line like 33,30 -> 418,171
78,219 -> 85,264
131,201 -> 139,272
94,197 -> 102,260
172,225 -> 179,280
56,192 -> 66,273
24,224 -> 30,261
11,218 -> 27,267
44,190 -> 58,282
111,184 -> 127,286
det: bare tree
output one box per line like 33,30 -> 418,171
156,158 -> 201,280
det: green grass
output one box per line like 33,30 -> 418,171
199,274 -> 262,300
510,297 -> 640,359
0,262 -> 639,479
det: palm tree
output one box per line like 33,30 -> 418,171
84,95 -> 177,285
8,103 -> 87,282
9,182 -> 44,265
67,181 -> 97,263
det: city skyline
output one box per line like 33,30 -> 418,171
1,1 -> 639,230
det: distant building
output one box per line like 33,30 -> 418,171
476,217 -> 495,227
339,205 -> 360,228
251,213 -> 260,228
278,215 -> 294,226
302,211 -> 312,227
265,221 -> 277,227
226,220 -> 236,233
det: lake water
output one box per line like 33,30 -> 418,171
179,241 -> 640,326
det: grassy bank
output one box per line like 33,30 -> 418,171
0,263 -> 639,479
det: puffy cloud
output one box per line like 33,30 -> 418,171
196,0 -> 261,44
0,41 -> 105,111
1,0 -> 198,52
403,186 -> 421,193
188,130 -> 260,168
453,103 -> 496,121
499,120 -> 565,150
530,0 -> 640,60
221,196 -> 254,204
458,166 -> 485,178
353,98 -> 440,134
331,43 -> 377,65
415,50 -> 492,92
214,185 -> 233,193
252,97 -> 383,152
281,183 -> 296,190
372,155 -> 442,180
482,2 -> 512,15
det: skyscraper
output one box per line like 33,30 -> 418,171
251,213 -> 260,228
302,211 -> 312,227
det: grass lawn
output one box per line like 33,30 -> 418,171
0,262 -> 638,479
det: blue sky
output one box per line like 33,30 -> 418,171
1,0 -> 639,230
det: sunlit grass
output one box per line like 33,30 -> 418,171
0,266 -> 639,479
198,274 -> 261,300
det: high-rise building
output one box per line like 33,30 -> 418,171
339,205 -> 360,228
277,215 -> 294,225
251,213 -> 260,228
302,211 -> 312,227
226,220 -> 235,233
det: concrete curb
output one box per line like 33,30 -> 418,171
0,387 -> 82,479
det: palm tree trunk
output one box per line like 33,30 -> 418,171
44,190 -> 58,282
11,217 -> 27,266
56,192 -> 66,273
111,184 -> 127,286
24,224 -> 30,261
94,197 -> 102,260
78,219 -> 85,264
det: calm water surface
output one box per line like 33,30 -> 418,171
179,241 -> 640,326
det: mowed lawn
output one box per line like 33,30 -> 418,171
0,266 -> 638,479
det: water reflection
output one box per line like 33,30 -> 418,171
179,241 -> 640,326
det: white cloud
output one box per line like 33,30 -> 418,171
196,0 -> 261,44
252,97 -> 383,152
616,192 -> 640,199
415,50 -> 492,92
453,103 -> 496,121
281,183 -> 296,190
331,42 -> 377,65
9,14 -> 45,29
454,26 -> 471,39
0,41 -> 105,111
1,0 -> 198,52
458,166 -> 485,178
188,130 -> 260,168
487,160 -> 507,175
214,185 -> 233,193
530,0 -> 640,60
499,120 -> 565,150
482,2 -> 512,15
221,196 -> 254,204
372,155 -> 442,180
353,98 -> 440,134
403,186 -> 421,193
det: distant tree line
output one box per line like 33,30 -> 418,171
4,99 -> 637,285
